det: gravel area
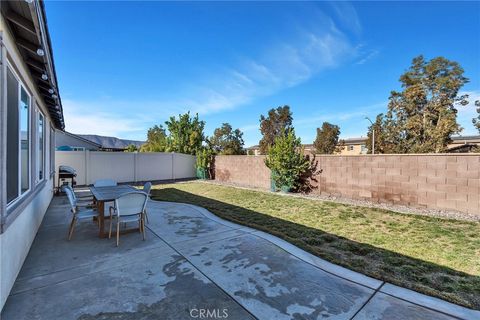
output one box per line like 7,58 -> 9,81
198,180 -> 480,223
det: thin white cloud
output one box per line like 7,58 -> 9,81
329,2 -> 362,35
178,9 -> 357,115
295,101 -> 387,126
355,49 -> 379,65
62,99 -> 157,140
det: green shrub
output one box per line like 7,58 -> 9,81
264,130 -> 310,192
196,147 -> 213,179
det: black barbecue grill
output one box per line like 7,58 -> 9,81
57,165 -> 77,194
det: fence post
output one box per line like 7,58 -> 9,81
85,150 -> 89,186
133,152 -> 138,183
171,152 -> 175,181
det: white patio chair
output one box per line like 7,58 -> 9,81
109,191 -> 148,247
143,182 -> 152,223
62,185 -> 94,207
65,187 -> 99,240
93,179 -> 117,187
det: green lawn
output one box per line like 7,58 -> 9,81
151,181 -> 480,310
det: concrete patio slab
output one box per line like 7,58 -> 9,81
5,252 -> 253,320
352,292 -> 455,320
249,229 -> 383,290
2,196 -> 478,320
176,233 -> 375,319
146,201 -> 238,244
379,284 -> 480,320
15,222 -> 162,282
3,198 -> 254,320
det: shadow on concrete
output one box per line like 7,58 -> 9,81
150,187 -> 480,311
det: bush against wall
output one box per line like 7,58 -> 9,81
196,147 -> 214,179
264,130 -> 310,192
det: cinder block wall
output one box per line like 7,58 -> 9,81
214,155 -> 271,189
213,154 -> 479,215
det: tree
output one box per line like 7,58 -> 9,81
374,55 -> 469,153
124,144 -> 138,152
209,123 -> 245,155
365,114 -> 398,154
264,129 -> 310,192
259,105 -> 293,154
140,125 -> 167,152
313,122 -> 342,154
165,112 -> 205,155
472,100 -> 480,133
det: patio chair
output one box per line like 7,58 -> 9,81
93,179 -> 117,187
93,179 -> 117,215
62,185 -> 94,207
143,182 -> 152,223
64,187 -> 99,240
109,191 -> 148,247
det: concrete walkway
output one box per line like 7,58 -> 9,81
2,196 -> 479,320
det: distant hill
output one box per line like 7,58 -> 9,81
78,134 -> 144,150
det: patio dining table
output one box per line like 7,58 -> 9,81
89,184 -> 138,238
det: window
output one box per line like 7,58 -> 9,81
361,145 -> 367,153
348,145 -> 354,151
20,87 -> 30,194
6,67 -> 31,205
37,112 -> 45,181
6,68 -> 19,203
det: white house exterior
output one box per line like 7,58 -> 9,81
0,0 -> 64,310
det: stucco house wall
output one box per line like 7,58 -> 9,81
0,3 -> 61,310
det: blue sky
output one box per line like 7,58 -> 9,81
45,1 -> 480,146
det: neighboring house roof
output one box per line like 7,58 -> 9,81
448,144 -> 478,153
247,138 -> 368,150
247,135 -> 480,150
342,137 -> 368,145
1,0 -> 65,129
58,131 -> 102,148
451,135 -> 480,143
77,134 -> 144,150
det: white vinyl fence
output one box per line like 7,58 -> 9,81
55,151 -> 196,186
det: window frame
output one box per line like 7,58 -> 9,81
50,127 -> 55,178
6,64 -> 33,208
36,109 -> 46,183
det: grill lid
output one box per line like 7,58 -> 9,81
59,165 -> 76,175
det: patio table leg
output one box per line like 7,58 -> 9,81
97,200 -> 106,238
